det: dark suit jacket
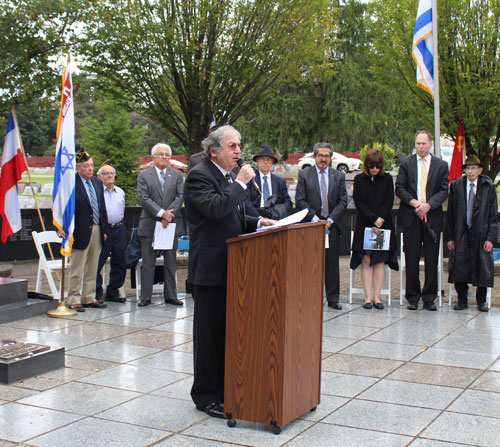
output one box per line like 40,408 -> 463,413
247,171 -> 293,213
73,174 -> 109,250
137,166 -> 184,237
295,166 -> 347,236
184,158 -> 259,287
395,154 -> 449,232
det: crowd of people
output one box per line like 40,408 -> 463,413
56,125 -> 497,418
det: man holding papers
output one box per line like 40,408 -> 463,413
137,143 -> 184,307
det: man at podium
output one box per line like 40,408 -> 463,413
184,125 -> 275,418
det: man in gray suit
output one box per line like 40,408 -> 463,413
295,142 -> 348,310
137,143 -> 184,307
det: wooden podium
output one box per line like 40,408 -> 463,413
224,222 -> 325,433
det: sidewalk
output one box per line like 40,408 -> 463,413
0,258 -> 499,446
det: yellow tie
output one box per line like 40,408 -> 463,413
420,157 -> 427,203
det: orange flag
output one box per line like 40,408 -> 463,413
449,120 -> 466,183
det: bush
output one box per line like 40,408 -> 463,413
360,143 -> 396,172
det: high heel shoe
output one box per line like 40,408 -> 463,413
363,302 -> 373,309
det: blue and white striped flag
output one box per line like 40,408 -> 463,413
52,60 -> 76,256
412,0 -> 434,97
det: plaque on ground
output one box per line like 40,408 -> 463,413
0,340 -> 51,360
0,339 -> 64,384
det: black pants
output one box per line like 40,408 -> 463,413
403,219 -> 439,306
96,224 -> 127,299
454,282 -> 487,307
325,225 -> 341,304
191,284 -> 226,408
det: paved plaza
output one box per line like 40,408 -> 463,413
0,258 -> 499,446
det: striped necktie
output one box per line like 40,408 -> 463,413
86,179 -> 99,224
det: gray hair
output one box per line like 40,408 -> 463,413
313,142 -> 333,155
415,130 -> 433,142
151,143 -> 172,156
201,125 -> 241,158
97,165 -> 116,176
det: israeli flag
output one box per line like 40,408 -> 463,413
412,0 -> 434,97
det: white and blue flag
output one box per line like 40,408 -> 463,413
52,60 -> 76,256
412,0 -> 434,97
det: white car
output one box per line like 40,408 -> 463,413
298,152 -> 362,173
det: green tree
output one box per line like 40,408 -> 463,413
360,142 -> 396,172
0,0 -> 82,118
80,99 -> 147,205
77,0 -> 328,156
370,0 -> 500,179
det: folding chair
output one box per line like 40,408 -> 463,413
349,231 -> 392,305
32,230 -> 69,300
400,232 -> 443,306
135,257 -> 178,301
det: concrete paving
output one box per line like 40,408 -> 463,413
0,257 -> 499,446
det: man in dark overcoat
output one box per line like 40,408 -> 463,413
446,155 -> 498,312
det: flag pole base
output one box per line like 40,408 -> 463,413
47,302 -> 77,318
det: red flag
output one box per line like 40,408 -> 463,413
0,109 -> 28,242
449,120 -> 466,183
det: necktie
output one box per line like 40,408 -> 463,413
86,180 -> 99,224
320,171 -> 329,218
467,183 -> 475,228
263,175 -> 270,203
420,157 -> 427,203
225,173 -> 232,183
159,170 -> 165,191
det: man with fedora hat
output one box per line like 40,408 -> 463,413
446,154 -> 498,312
246,145 -> 292,218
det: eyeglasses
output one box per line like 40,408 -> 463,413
368,165 -> 382,169
100,172 -> 115,176
315,154 -> 331,159
225,142 -> 243,150
155,152 -> 171,158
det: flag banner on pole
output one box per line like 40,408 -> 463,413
0,110 -> 28,243
52,61 -> 76,256
412,0 -> 434,97
209,114 -> 217,132
449,120 -> 466,183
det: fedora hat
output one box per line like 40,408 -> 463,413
462,154 -> 483,169
253,146 -> 278,163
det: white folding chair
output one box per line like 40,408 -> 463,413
349,231 -> 392,305
32,230 -> 69,300
400,232 -> 443,306
448,283 -> 491,308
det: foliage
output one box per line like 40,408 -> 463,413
360,142 -> 396,172
76,0 -> 328,155
0,0 -> 82,118
79,99 -> 147,205
370,0 -> 500,180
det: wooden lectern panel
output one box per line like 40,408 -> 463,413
225,222 -> 324,428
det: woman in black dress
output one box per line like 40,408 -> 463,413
350,149 -> 398,309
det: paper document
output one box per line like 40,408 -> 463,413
363,227 -> 390,251
153,222 -> 176,250
256,208 -> 309,232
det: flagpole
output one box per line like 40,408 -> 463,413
11,107 -> 59,280
432,0 -> 441,158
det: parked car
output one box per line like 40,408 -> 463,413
298,152 -> 362,173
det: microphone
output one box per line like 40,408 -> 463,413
236,159 -> 261,194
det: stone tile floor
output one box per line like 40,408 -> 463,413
0,258 -> 499,446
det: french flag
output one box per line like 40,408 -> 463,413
0,109 -> 28,243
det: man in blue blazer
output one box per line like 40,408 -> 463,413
58,150 -> 109,312
396,130 -> 449,311
246,145 -> 293,218
296,143 -> 347,310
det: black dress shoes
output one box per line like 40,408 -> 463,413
105,294 -> 126,303
138,299 -> 151,307
196,402 -> 225,419
328,303 -> 342,310
362,302 -> 373,309
407,304 -> 418,310
453,304 -> 468,311
424,303 -> 437,311
477,304 -> 489,312
165,298 -> 183,306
